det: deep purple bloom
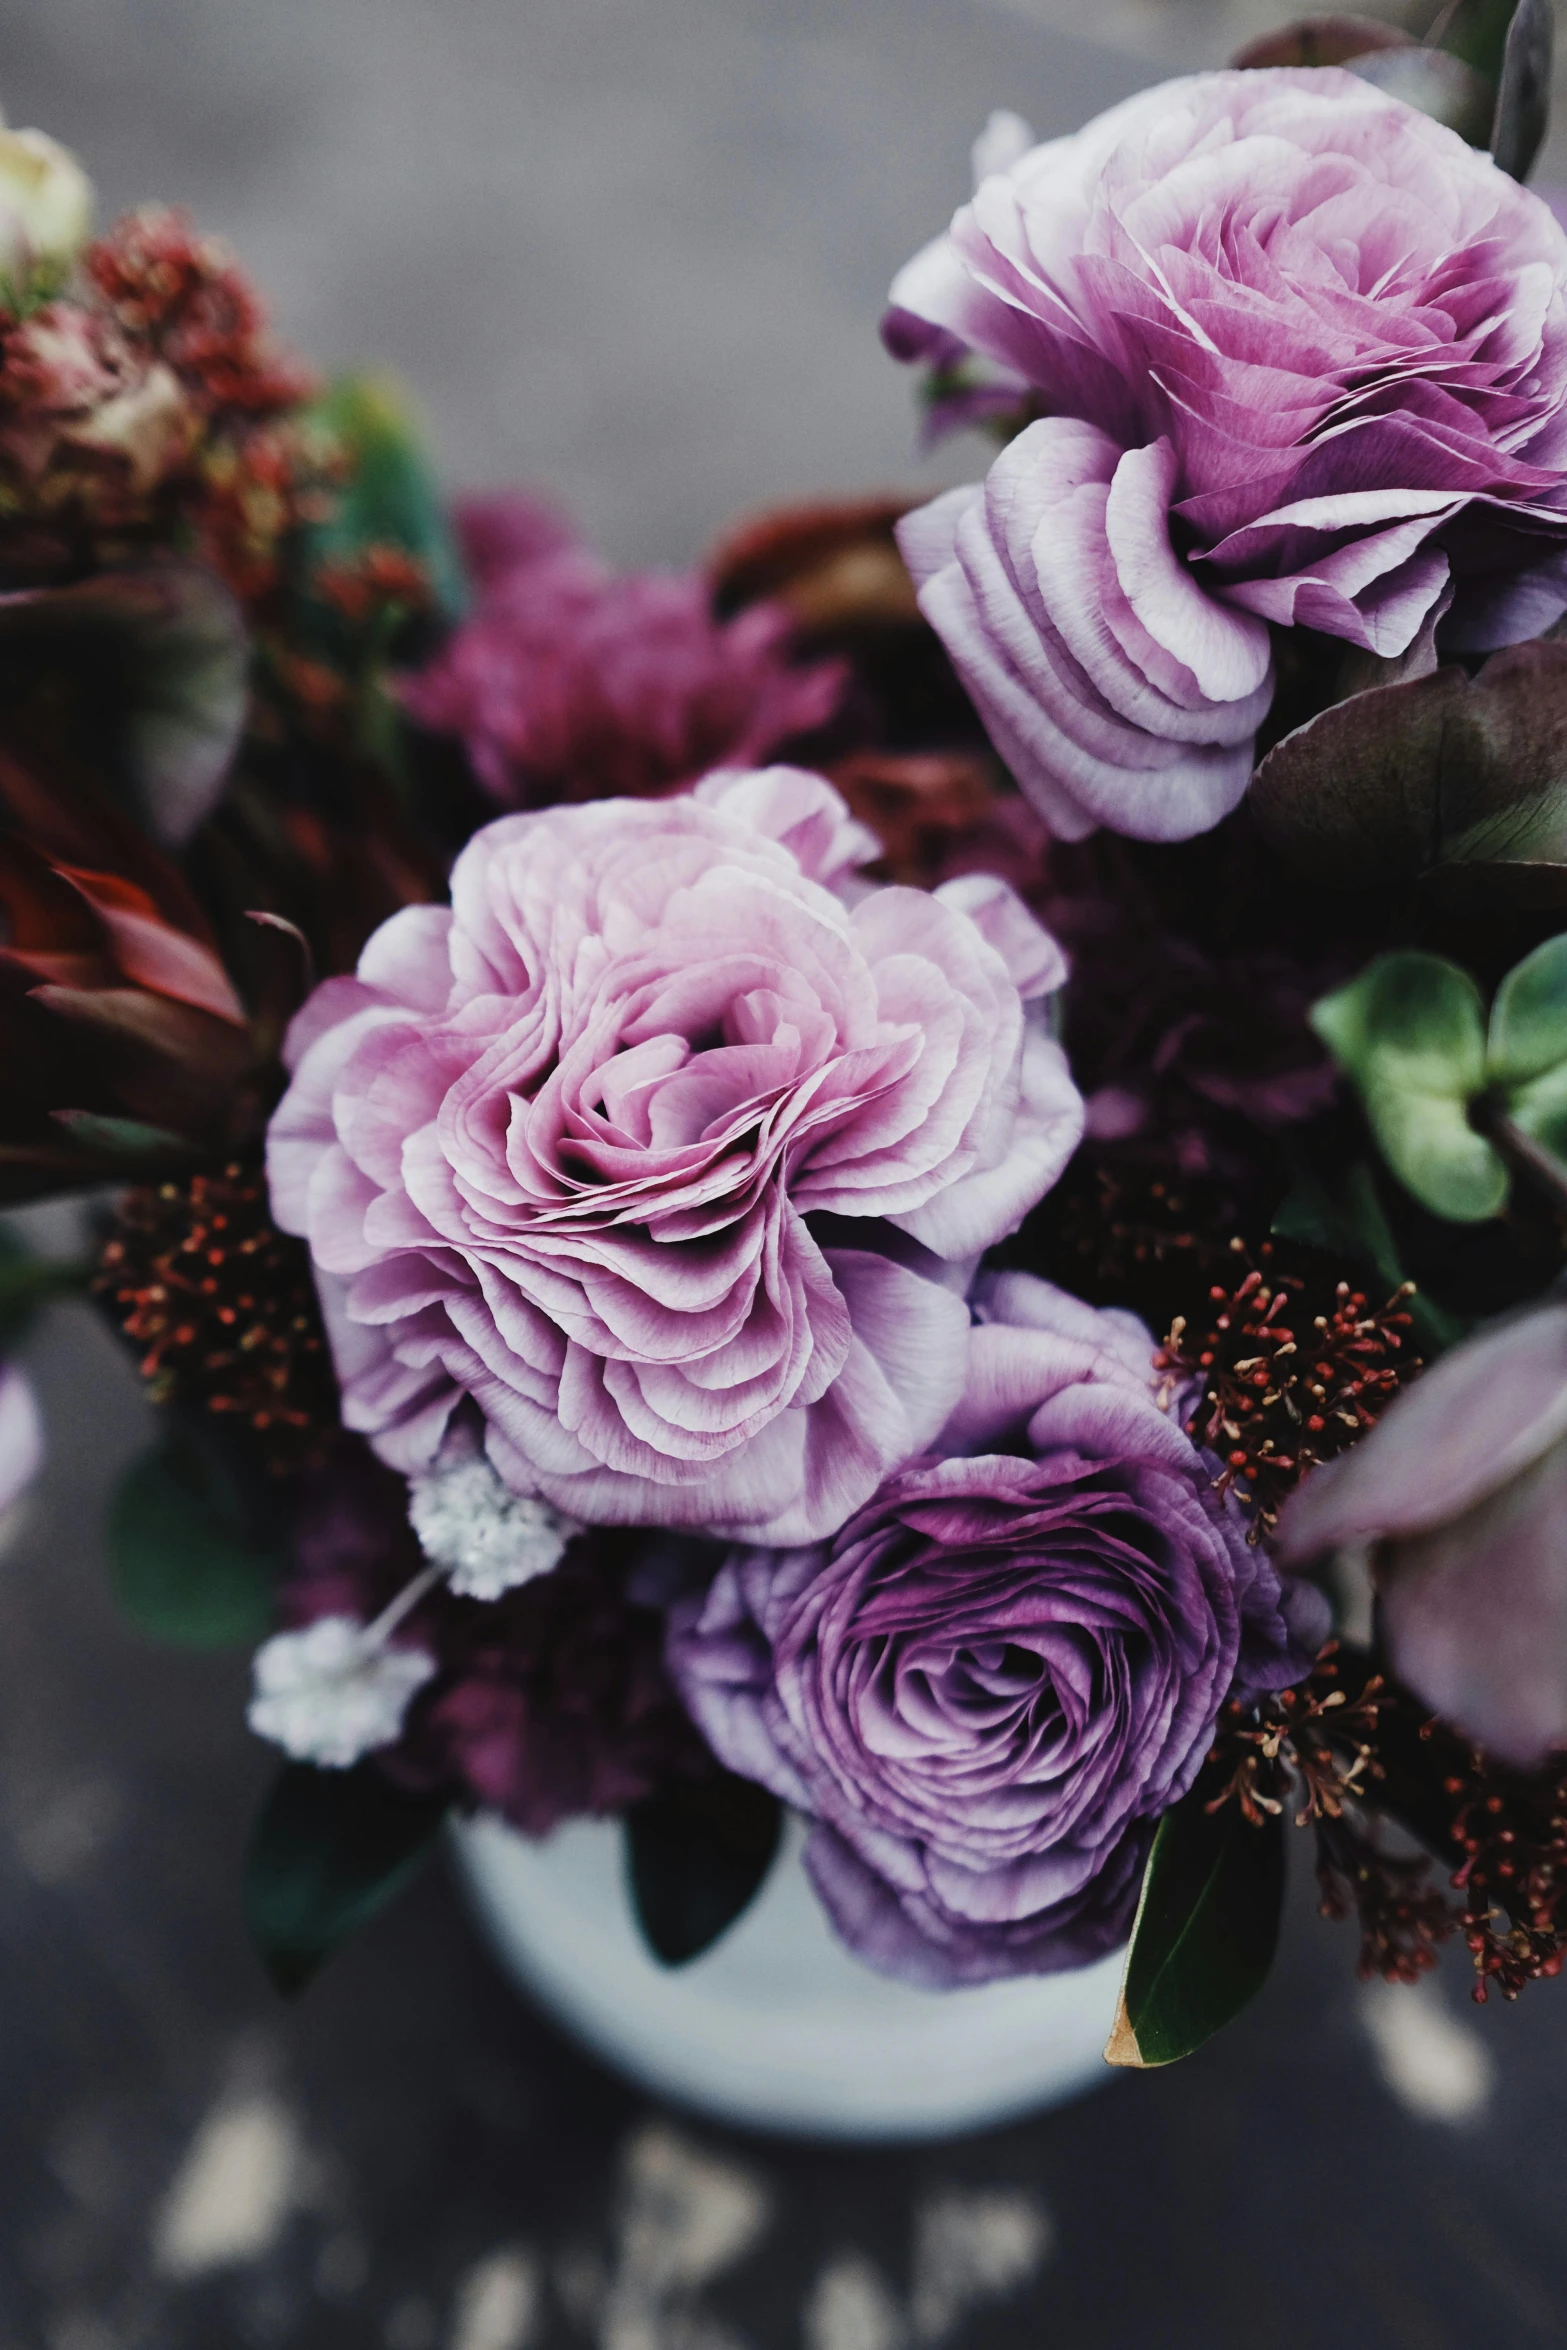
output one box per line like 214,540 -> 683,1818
1277,1301 -> 1567,1769
267,769 -> 1081,1544
887,69 -> 1567,843
669,1270 -> 1312,1986
402,494 -> 847,809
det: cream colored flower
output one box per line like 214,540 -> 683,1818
0,126 -> 93,300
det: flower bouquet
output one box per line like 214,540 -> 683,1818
8,0 -> 1567,2112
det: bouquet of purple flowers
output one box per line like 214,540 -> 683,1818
9,0 -> 1567,2069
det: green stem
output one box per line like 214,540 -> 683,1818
1490,1112 -> 1567,1223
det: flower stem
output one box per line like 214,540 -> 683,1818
1489,1113 -> 1567,1224
362,1560 -> 446,1650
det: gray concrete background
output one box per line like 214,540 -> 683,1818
2,6 -> 1567,2348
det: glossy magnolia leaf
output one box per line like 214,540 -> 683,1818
626,1772 -> 782,1966
110,565 -> 252,845
245,1762 -> 449,1996
1492,0 -> 1553,180
1346,47 -> 1496,144
1105,1787 -> 1285,2068
1442,0 -> 1522,82
1252,640 -> 1567,886
109,1435 -> 283,1648
304,373 -> 464,622
1311,954 -> 1507,1221
0,563 -> 249,845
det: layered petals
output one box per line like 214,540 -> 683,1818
268,776 -> 1078,1543
669,1270 -> 1311,1985
888,68 -> 1567,840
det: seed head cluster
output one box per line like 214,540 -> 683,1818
95,1161 -> 335,1472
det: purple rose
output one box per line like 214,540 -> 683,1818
1277,1301 -> 1567,1769
668,1270 -> 1311,1985
401,495 -> 847,810
887,69 -> 1567,843
267,770 -> 1082,1543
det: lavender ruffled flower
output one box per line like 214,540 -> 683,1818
267,769 -> 1082,1544
401,495 -> 847,810
887,69 -> 1567,843
669,1270 -> 1313,1986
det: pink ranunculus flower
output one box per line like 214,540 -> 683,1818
886,69 -> 1567,844
267,768 -> 1083,1545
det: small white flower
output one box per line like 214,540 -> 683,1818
0,126 -> 93,298
408,1442 -> 578,1601
247,1618 -> 435,1769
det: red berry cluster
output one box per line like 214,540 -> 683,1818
94,1161 -> 336,1471
1156,1239 -> 1419,1531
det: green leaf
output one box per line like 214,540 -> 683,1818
245,1762 -> 449,1996
1311,954 -> 1507,1221
1488,934 -> 1567,1088
1270,1161 -> 1469,1354
1365,1084 -> 1508,1222
51,1110 -> 192,1164
1439,0 -> 1517,82
0,562 -> 249,846
1505,1060 -> 1567,1163
625,1773 -> 782,1966
303,373 -> 464,621
1491,0 -> 1553,180
1105,1786 -> 1285,2069
109,1436 -> 283,1648
0,1228 -> 89,1344
1251,639 -> 1567,887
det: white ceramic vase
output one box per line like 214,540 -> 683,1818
453,1810 -> 1124,2141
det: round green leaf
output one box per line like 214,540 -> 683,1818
1488,934 -> 1567,1088
109,1443 -> 281,1648
1365,1080 -> 1509,1222
1313,954 -> 1505,1220
1313,952 -> 1489,1099
1505,1059 -> 1567,1165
